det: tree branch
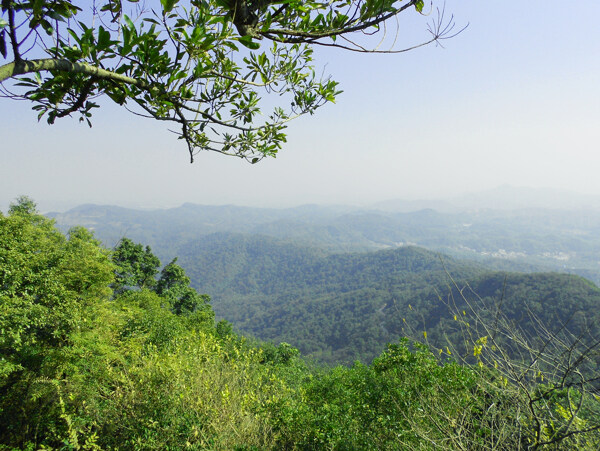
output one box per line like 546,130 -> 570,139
7,4 -> 21,62
260,1 -> 418,42
54,77 -> 96,118
0,58 -> 148,88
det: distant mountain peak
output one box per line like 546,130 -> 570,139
374,185 -> 600,212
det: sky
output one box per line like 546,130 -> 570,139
1,1 -> 599,212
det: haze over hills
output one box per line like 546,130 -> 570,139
374,185 -> 600,212
48,186 -> 600,284
41,186 -> 600,365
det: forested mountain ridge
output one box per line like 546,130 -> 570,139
49,201 -> 600,283
170,232 -> 600,365
179,232 -> 481,295
47,202 -> 600,364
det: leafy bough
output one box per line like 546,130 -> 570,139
0,0 -> 462,162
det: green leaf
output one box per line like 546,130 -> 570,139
123,15 -> 136,34
238,36 -> 260,50
415,0 -> 424,13
97,26 -> 111,50
160,0 -> 177,14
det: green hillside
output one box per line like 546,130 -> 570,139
174,233 -> 600,366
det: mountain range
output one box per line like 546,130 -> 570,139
44,187 -> 600,364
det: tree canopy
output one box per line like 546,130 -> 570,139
112,237 -> 161,293
0,0 -> 460,162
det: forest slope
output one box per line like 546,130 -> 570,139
176,233 -> 600,365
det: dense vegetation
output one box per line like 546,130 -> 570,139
3,198 -> 600,449
164,232 -> 600,367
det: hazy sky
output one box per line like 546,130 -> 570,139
1,1 -> 599,212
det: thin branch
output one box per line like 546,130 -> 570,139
261,1 -> 419,41
7,4 -> 22,62
54,77 -> 96,118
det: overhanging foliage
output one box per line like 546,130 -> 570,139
0,0 -> 460,161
